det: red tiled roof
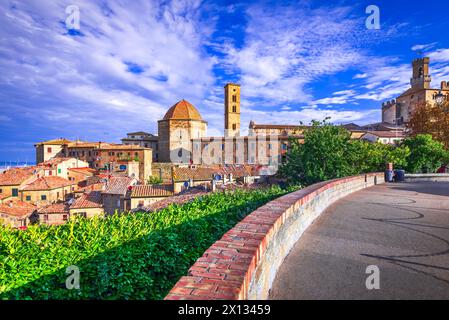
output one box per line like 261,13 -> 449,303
172,165 -> 258,182
0,167 -> 37,186
35,138 -> 72,146
102,176 -> 135,195
37,203 -> 69,214
0,190 -> 12,201
71,191 -> 103,209
21,176 -> 74,191
68,167 -> 97,175
76,182 -> 105,193
0,199 -> 36,218
37,157 -> 75,168
129,185 -> 174,198
162,100 -> 203,121
363,131 -> 406,138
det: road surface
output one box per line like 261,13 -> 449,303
270,182 -> 449,300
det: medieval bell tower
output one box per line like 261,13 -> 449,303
224,83 -> 241,137
411,57 -> 431,89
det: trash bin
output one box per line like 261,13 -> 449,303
385,170 -> 394,183
395,170 -> 405,182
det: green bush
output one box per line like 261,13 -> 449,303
0,186 -> 297,300
280,120 -> 411,185
401,134 -> 449,173
147,176 -> 163,185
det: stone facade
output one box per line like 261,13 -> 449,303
158,100 -> 207,163
382,57 -> 449,125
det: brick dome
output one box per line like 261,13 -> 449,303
163,100 -> 203,121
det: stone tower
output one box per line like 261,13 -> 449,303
411,57 -> 431,89
224,83 -> 241,137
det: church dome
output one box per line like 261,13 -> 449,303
163,100 -> 203,121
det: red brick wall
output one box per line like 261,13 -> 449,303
165,173 -> 385,300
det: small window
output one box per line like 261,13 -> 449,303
0,188 -> 2,194
44,214 -> 48,221
232,105 -> 237,113
232,124 -> 237,130
232,95 -> 237,103
48,171 -> 52,176
47,147 -> 52,153
12,189 -> 18,197
63,214 -> 68,221
58,168 -> 61,174
26,195 -> 31,201
41,195 -> 47,201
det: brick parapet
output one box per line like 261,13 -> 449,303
165,173 -> 385,300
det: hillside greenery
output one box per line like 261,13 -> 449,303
0,186 -> 297,300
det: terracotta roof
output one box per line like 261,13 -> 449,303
35,138 -> 71,146
37,203 -> 69,214
102,176 -> 135,195
249,123 -> 306,130
127,131 -> 154,136
173,167 -> 215,182
0,190 -> 12,201
0,199 -> 36,218
21,176 -> 74,191
99,144 -> 148,150
37,157 -> 76,168
71,191 -> 103,209
67,141 -> 111,148
129,185 -> 174,198
172,165 -> 258,182
162,100 -> 204,121
0,167 -> 37,186
68,167 -> 97,175
76,182 -> 105,193
363,131 -> 406,138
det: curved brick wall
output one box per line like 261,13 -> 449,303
165,173 -> 385,300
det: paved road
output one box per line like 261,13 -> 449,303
270,182 -> 449,300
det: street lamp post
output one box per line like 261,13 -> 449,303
435,90 -> 447,111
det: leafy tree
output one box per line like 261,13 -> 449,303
407,101 -> 449,148
280,119 -> 358,185
400,134 -> 449,173
147,175 -> 163,185
280,119 -> 410,185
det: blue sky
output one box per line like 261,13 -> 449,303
1,0 -> 449,162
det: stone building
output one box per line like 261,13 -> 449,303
121,132 -> 159,162
35,139 -> 71,164
157,100 -> 207,163
20,176 -> 76,205
382,57 -> 449,125
0,199 -> 37,228
101,176 -> 137,215
37,157 -> 89,180
128,185 -> 173,209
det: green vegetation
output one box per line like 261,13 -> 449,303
147,175 -> 163,185
402,134 -> 449,173
280,120 -> 448,185
0,186 -> 297,300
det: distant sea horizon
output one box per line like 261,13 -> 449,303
0,161 -> 36,171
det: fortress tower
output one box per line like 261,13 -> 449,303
411,57 -> 431,89
224,83 -> 241,137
